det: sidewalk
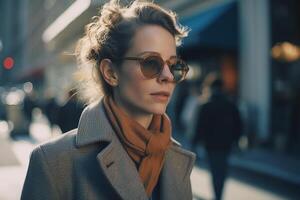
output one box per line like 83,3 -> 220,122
231,148 -> 300,186
0,136 -> 20,166
0,116 -> 53,200
0,134 -> 36,200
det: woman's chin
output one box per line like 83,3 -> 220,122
145,104 -> 167,115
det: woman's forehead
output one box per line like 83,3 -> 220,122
127,25 -> 177,58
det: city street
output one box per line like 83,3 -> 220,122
0,113 -> 297,200
1,0 -> 300,199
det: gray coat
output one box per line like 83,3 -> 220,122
21,100 -> 196,200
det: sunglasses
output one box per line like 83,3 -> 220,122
120,52 -> 189,83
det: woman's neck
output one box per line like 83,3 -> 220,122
112,95 -> 153,129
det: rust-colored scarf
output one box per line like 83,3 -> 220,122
103,96 -> 171,197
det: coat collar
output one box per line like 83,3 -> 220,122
76,100 -> 113,146
76,99 -> 196,200
161,145 -> 196,200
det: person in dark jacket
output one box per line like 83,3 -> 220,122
21,1 -> 195,199
21,88 -> 38,136
57,89 -> 84,133
192,74 -> 242,200
42,89 -> 59,130
0,97 -> 7,121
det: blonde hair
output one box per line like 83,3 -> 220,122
75,0 -> 189,105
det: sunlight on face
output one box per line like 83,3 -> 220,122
114,25 -> 177,116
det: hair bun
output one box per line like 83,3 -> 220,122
99,1 -> 123,28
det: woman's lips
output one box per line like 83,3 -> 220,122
150,92 -> 170,102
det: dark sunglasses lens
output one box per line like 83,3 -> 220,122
140,56 -> 163,78
171,61 -> 187,82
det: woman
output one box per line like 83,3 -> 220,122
21,1 -> 195,199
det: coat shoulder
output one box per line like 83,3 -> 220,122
33,129 -> 78,165
39,129 -> 77,151
169,142 -> 196,162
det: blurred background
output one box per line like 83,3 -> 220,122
0,0 -> 300,199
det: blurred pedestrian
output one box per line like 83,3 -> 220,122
43,89 -> 59,131
22,1 -> 195,200
192,74 -> 242,200
180,82 -> 201,139
56,88 -> 84,133
0,97 -> 7,121
21,86 -> 38,136
287,87 -> 300,154
23,90 -> 36,123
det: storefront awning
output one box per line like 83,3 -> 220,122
181,0 -> 238,50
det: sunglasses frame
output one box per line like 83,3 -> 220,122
120,53 -> 189,83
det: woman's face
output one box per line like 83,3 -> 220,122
114,25 -> 177,116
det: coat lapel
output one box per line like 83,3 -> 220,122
96,138 -> 148,200
76,99 -> 148,200
160,143 -> 196,200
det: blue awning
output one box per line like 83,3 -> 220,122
181,1 -> 238,49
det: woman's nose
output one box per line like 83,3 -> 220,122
158,63 -> 174,83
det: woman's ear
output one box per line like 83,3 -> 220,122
99,59 -> 119,86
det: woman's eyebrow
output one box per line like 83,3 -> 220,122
136,51 -> 160,56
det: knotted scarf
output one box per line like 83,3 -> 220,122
103,96 -> 171,196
